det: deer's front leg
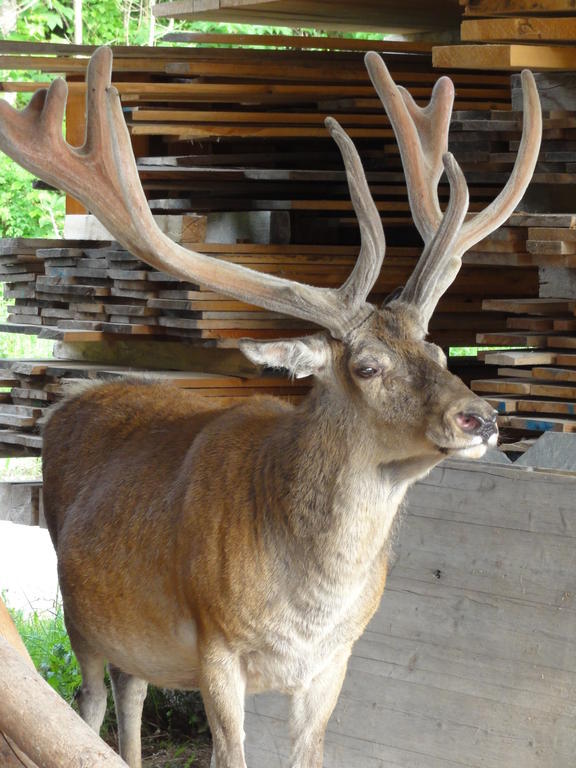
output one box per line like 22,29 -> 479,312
201,645 -> 247,768
289,647 -> 351,768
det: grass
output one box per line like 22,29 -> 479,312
7,595 -> 82,701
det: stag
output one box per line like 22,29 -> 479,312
0,47 -> 541,768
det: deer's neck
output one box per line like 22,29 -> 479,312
259,387 -> 438,576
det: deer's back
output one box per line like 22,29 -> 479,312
42,380 -> 292,541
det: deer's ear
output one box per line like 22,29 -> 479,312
240,335 -> 331,378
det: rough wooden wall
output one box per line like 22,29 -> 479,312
244,460 -> 576,767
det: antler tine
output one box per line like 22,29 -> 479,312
0,46 -> 389,340
365,51 -> 454,242
397,153 -> 469,328
325,117 -> 386,316
457,69 -> 542,252
365,52 -> 541,329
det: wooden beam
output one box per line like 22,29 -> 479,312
462,17 -> 576,43
434,43 -> 576,70
0,636 -> 128,767
464,0 -> 576,15
153,0 -> 463,33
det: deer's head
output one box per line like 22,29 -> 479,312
0,48 -> 541,461
242,300 -> 498,462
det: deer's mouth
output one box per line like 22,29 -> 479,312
436,440 -> 490,459
429,417 -> 498,458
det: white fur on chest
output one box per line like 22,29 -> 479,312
243,471 -> 408,694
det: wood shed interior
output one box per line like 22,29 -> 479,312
1,2 -> 576,766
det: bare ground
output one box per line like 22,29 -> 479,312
106,730 -> 212,767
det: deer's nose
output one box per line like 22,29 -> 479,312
455,411 -> 498,442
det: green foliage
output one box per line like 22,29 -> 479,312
11,0 -> 74,42
0,154 -> 64,239
8,598 -> 82,699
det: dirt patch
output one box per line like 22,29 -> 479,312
106,729 -> 211,767
142,733 -> 212,767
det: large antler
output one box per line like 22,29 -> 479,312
365,51 -> 542,330
0,46 -> 385,340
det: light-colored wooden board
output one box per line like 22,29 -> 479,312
434,43 -> 576,71
483,350 -> 557,365
244,460 -> 576,767
462,17 -> 576,43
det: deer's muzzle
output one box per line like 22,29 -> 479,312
455,411 -> 498,443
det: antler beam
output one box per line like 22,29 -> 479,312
365,51 -> 542,330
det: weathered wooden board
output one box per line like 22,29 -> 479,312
244,459 -> 576,767
0,482 -> 42,525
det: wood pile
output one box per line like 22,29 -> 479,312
0,237 -> 539,348
1,38 -> 514,236
0,356 -> 310,457
471,213 -> 576,440
435,0 -> 576,71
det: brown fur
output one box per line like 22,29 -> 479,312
42,305 -> 496,768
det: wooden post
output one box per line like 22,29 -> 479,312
0,597 -> 127,767
0,597 -> 38,767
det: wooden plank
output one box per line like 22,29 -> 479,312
506,316 -> 555,331
523,366 -> 576,381
153,0 -> 463,33
483,298 -> 575,314
433,43 -> 576,71
483,350 -> 557,365
528,227 -> 576,242
464,0 -> 576,15
0,55 -> 175,74
471,378 -> 532,395
128,108 -> 393,126
476,332 -> 549,346
508,212 -> 576,228
462,17 -> 576,43
130,124 -> 396,139
556,353 -> 576,367
547,335 -> 576,349
516,398 -> 576,415
505,414 -> 576,432
160,32 -> 435,52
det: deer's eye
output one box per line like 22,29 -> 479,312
356,366 -> 380,379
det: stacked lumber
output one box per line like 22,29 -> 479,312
471,212 -> 576,438
1,39 -> 513,235
448,104 -> 576,228
0,237 -> 538,349
434,0 -> 576,71
464,213 -> 576,268
0,358 -> 311,456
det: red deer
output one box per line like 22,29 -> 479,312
0,47 -> 541,768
